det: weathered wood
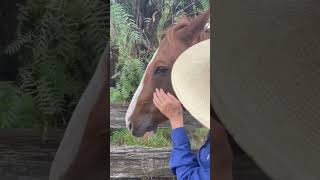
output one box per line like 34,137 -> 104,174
110,145 -> 271,180
110,146 -> 175,179
110,104 -> 203,129
0,129 -> 63,180
0,129 -> 271,179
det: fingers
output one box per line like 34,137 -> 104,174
154,89 -> 179,104
154,89 -> 164,103
154,88 -> 181,110
153,92 -> 162,109
153,90 -> 163,110
155,88 -> 168,104
154,89 -> 162,104
167,92 -> 179,103
158,88 -> 169,101
153,88 -> 184,123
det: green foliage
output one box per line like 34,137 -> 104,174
117,58 -> 145,101
110,2 -> 145,102
193,0 -> 210,13
110,58 -> 145,103
110,127 -> 209,148
2,0 -> 108,129
0,84 -> 38,128
187,127 -> 209,149
111,128 -> 172,147
111,2 -> 142,52
110,87 -> 122,103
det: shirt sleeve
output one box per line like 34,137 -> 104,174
169,127 -> 210,180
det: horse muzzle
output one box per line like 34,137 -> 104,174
126,114 -> 158,137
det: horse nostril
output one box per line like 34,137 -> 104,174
127,121 -> 133,131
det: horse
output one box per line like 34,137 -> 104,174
125,10 -> 210,137
49,46 -> 108,180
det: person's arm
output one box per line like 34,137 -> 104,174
170,127 -> 209,179
153,88 -> 209,179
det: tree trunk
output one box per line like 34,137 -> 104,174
132,0 -> 163,50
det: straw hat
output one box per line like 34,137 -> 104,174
171,39 -> 210,129
213,1 -> 320,180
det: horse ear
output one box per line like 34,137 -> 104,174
177,9 -> 210,43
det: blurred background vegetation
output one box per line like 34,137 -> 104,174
0,0 -> 108,135
0,0 -> 209,146
110,0 -> 209,147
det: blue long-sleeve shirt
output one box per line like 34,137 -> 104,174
170,127 -> 211,180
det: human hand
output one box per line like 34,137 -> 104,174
153,88 -> 183,129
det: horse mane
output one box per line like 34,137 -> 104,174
161,14 -> 210,47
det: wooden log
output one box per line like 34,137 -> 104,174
110,104 -> 203,129
110,145 -> 174,179
0,129 -> 63,180
0,129 -> 271,179
110,145 -> 271,180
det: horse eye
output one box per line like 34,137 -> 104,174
154,66 -> 168,75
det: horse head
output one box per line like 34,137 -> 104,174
125,10 -> 210,137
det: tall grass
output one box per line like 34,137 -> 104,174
111,127 -> 209,149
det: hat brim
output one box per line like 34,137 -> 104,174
171,39 -> 210,129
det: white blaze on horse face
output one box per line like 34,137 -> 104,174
125,49 -> 159,126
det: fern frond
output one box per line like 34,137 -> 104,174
3,0 -> 108,128
4,32 -> 32,55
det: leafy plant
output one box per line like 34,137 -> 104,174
110,2 -> 145,102
119,58 -> 144,99
2,0 -> 108,129
0,84 -> 38,128
111,2 -> 143,54
193,0 -> 210,13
